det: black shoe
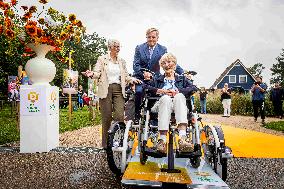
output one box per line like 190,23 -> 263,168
254,118 -> 257,122
261,119 -> 265,124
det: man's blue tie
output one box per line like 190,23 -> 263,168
149,48 -> 154,59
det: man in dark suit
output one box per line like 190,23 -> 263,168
133,28 -> 184,122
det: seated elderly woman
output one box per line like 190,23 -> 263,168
145,53 -> 197,154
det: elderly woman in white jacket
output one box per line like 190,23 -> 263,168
84,39 -> 141,149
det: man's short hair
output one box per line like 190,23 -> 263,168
146,28 -> 159,36
256,76 -> 263,80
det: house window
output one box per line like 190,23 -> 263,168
228,75 -> 236,83
239,75 -> 247,83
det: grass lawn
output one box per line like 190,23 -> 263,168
0,104 -> 101,145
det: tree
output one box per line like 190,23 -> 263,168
48,32 -> 107,89
248,63 -> 265,78
270,49 -> 284,86
0,34 -> 29,96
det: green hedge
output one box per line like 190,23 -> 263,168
264,121 -> 284,132
194,91 -> 280,116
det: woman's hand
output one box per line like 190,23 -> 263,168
133,78 -> 142,84
156,89 -> 167,95
82,70 -> 94,78
166,89 -> 179,97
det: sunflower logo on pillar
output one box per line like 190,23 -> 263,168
27,91 -> 40,112
50,91 -> 56,111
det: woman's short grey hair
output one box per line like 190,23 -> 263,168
107,39 -> 120,49
159,53 -> 177,66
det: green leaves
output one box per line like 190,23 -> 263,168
270,49 -> 284,86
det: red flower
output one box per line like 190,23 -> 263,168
11,0 -> 17,6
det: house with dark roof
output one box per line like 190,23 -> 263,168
210,59 -> 256,92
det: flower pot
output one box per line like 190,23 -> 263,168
25,43 -> 56,86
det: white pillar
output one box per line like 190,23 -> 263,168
20,85 -> 59,153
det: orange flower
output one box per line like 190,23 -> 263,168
68,14 -> 76,22
66,25 -> 74,33
25,24 -> 37,36
23,12 -> 32,20
0,2 -> 10,10
4,17 -> 12,28
37,27 -> 43,37
0,25 -> 3,35
40,36 -> 49,43
38,18 -> 45,24
11,0 -> 17,6
21,5 -> 28,11
39,0 -> 48,4
27,20 -> 37,26
75,20 -> 83,27
29,6 -> 37,13
6,29 -> 15,38
60,32 -> 68,40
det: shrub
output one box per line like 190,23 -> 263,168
264,121 -> 284,132
194,90 -> 279,116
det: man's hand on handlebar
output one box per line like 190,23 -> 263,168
143,71 -> 153,80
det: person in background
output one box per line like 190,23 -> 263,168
270,82 -> 283,119
221,83 -> 231,117
251,76 -> 267,124
77,85 -> 84,109
132,27 -> 184,123
199,87 -> 208,114
83,39 -> 141,149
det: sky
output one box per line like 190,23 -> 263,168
25,0 -> 284,88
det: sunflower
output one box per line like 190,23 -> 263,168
66,25 -> 74,33
29,6 -> 37,13
39,0 -> 48,4
75,20 -> 83,27
23,12 -> 32,19
21,6 -> 28,11
27,20 -> 37,26
25,24 -> 37,37
4,17 -> 12,28
6,29 -> 15,38
60,31 -> 68,40
68,14 -> 76,22
38,18 -> 45,25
